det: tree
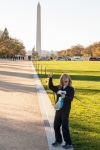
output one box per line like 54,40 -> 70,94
0,28 -> 26,57
65,49 -> 71,56
56,50 -> 65,56
92,42 -> 100,56
70,45 -> 84,56
95,47 -> 100,56
0,28 -> 9,41
0,30 -> 3,38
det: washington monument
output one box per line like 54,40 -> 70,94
36,2 -> 41,56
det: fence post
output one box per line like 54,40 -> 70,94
45,67 -> 46,75
41,66 -> 42,81
38,64 -> 39,74
36,62 -> 37,70
41,66 -> 42,75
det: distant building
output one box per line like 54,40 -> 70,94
26,50 -> 32,56
40,50 -> 57,57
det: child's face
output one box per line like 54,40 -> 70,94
62,78 -> 69,86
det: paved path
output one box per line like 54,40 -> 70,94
0,59 -> 74,150
0,60 -> 49,150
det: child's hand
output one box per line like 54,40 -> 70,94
61,94 -> 65,98
48,72 -> 53,78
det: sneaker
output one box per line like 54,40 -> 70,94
62,143 -> 73,149
52,141 -> 62,146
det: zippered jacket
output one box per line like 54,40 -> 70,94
49,77 -> 75,110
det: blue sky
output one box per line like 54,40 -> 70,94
0,0 -> 100,51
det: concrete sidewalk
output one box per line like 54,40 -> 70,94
0,60 -> 49,150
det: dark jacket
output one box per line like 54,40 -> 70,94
49,77 -> 74,110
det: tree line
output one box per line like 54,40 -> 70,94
0,28 -> 26,58
57,43 -> 100,57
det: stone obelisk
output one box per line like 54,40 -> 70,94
36,2 -> 41,56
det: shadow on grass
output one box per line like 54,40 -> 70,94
47,68 -> 100,74
71,74 -> 100,81
75,88 -> 100,93
70,120 -> 100,150
38,73 -> 100,81
36,66 -> 100,74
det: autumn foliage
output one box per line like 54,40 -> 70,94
0,28 -> 26,57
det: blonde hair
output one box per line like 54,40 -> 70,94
58,73 -> 72,89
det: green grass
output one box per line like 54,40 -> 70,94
33,60 -> 100,150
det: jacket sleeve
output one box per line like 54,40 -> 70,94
48,77 -> 57,93
65,87 -> 74,102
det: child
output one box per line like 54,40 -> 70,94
48,73 -> 74,149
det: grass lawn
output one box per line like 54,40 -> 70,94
33,60 -> 100,150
